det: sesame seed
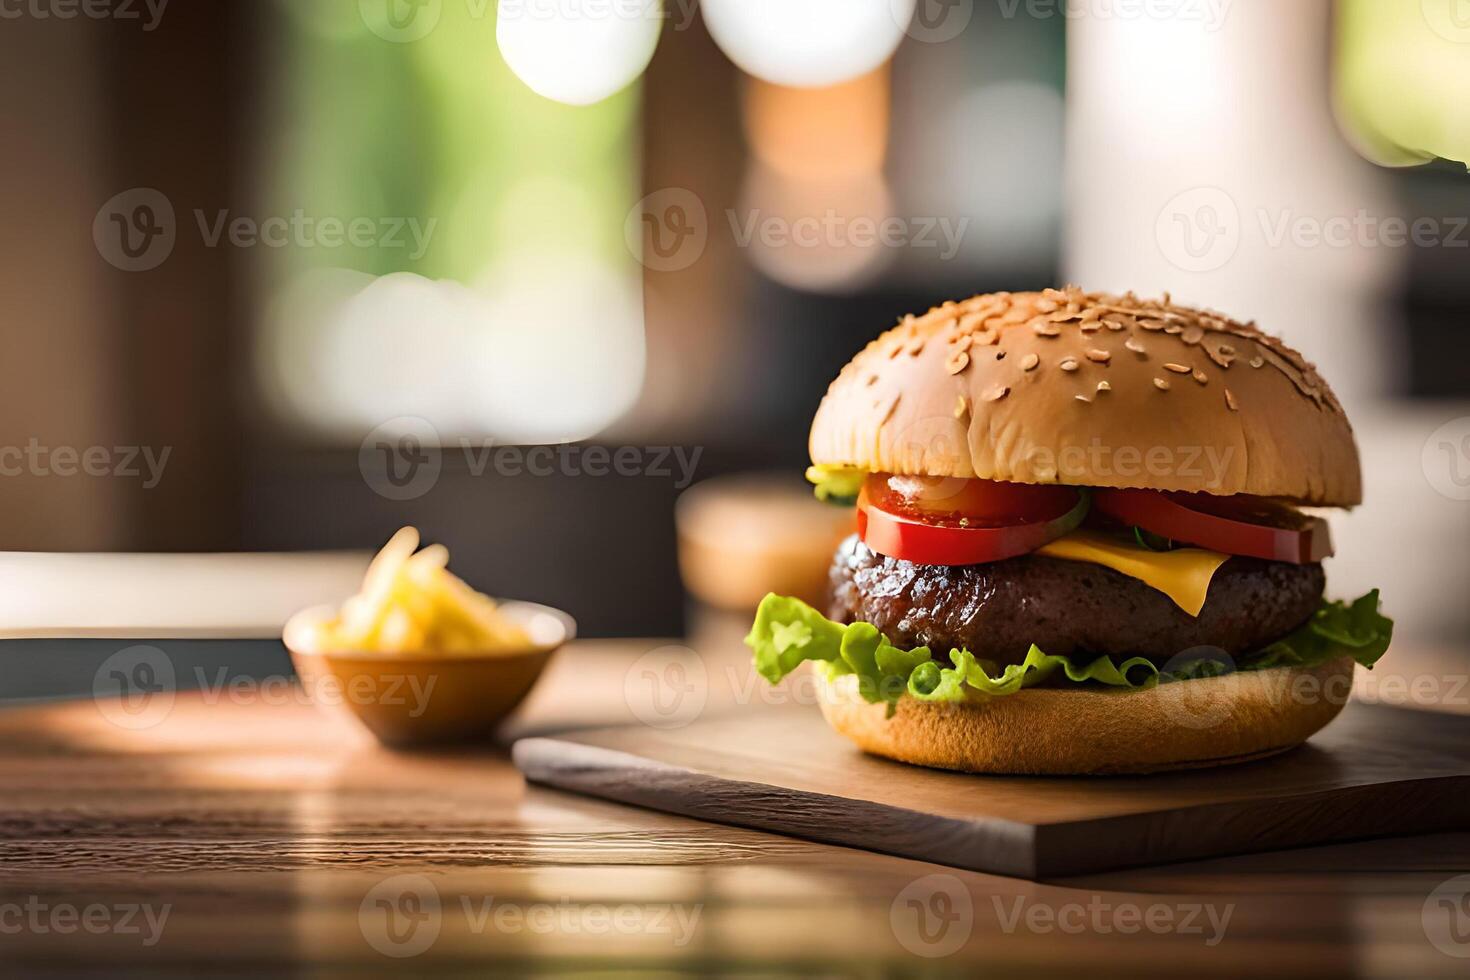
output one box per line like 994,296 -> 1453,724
945,350 -> 970,375
1192,370 -> 1208,385
1032,320 -> 1061,337
954,395 -> 969,419
1207,347 -> 1236,369
1124,337 -> 1146,354
1250,356 -> 1264,368
1164,363 -> 1191,374
1096,381 -> 1111,393
1182,325 -> 1204,345
1154,378 -> 1171,391
1225,388 -> 1239,411
1060,357 -> 1079,372
983,385 -> 1010,402
1075,394 -> 1091,404
1085,349 -> 1112,363
877,393 -> 901,422
1021,353 -> 1040,371
1141,319 -> 1166,331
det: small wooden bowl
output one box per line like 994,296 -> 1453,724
283,601 -> 573,747
676,473 -> 856,611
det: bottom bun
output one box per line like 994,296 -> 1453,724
816,657 -> 1356,775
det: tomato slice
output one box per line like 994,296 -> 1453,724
858,478 -> 1089,566
863,473 -> 1080,528
1092,489 -> 1333,564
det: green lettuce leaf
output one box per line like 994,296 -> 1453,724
745,590 -> 1393,707
1255,589 -> 1393,670
804,465 -> 864,505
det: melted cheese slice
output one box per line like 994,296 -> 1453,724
1036,530 -> 1229,617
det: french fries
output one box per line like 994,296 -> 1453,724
306,527 -> 530,654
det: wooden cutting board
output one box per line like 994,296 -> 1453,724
513,702 -> 1470,878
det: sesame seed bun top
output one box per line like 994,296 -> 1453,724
808,286 -> 1363,506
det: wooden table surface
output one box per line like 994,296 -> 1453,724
2,635 -> 1469,977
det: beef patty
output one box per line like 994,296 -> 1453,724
827,535 -> 1324,665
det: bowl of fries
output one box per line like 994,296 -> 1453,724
284,527 -> 573,746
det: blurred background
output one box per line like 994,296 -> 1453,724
1,0 -> 1467,655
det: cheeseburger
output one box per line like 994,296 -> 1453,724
745,287 -> 1393,774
